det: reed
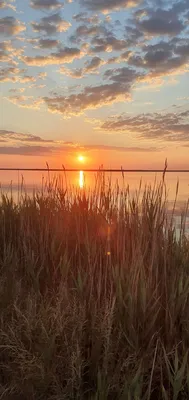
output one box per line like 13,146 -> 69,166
0,172 -> 189,399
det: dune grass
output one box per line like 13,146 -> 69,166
0,172 -> 189,399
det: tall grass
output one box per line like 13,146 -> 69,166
0,172 -> 189,399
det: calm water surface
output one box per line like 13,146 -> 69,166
0,170 -> 189,203
0,171 -> 189,237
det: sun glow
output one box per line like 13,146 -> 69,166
78,155 -> 85,163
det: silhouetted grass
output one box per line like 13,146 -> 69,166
0,172 -> 189,399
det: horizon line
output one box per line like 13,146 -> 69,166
0,168 -> 189,173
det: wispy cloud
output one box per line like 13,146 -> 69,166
21,47 -> 82,66
0,130 -> 53,143
0,68 -> 47,83
100,107 -> 189,142
30,0 -> 64,10
0,130 -> 160,156
44,67 -> 141,115
79,0 -> 140,13
37,38 -> 60,49
5,96 -> 44,110
84,144 -> 161,152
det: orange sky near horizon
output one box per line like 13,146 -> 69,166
0,146 -> 189,172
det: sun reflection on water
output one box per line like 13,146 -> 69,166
79,171 -> 84,188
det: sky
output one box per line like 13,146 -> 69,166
0,0 -> 189,170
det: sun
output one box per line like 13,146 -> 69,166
78,155 -> 85,163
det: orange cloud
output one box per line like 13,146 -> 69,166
21,47 -> 82,66
0,16 -> 25,35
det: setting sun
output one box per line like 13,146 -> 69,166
78,155 -> 85,163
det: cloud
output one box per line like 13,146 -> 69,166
0,144 -> 160,156
19,76 -> 37,83
177,96 -> 189,101
70,21 -> 129,54
0,41 -> 12,62
100,107 -> 189,142
31,13 -> 71,35
175,43 -> 189,57
142,42 -> 175,67
85,144 -> 160,152
0,67 -> 21,82
0,17 -> 25,36
59,56 -> 105,79
38,72 -> 47,80
73,12 -> 100,24
59,66 -> 84,78
0,41 -> 11,51
85,56 -> 105,71
70,24 -> 104,43
79,0 -> 140,13
135,7 -> 185,36
0,0 -> 6,7
107,51 -> 132,65
29,83 -> 46,89
37,38 -> 60,49
30,0 -> 63,9
0,0 -> 16,11
0,130 -> 159,156
128,39 -> 189,80
123,24 -> 144,48
0,41 -> 25,63
0,67 -> 47,83
0,146 -> 53,156
5,95 -> 44,109
0,130 -> 53,143
44,67 -> 141,115
43,82 -> 130,115
21,47 -> 82,66
104,66 -> 142,83
0,130 -> 57,155
9,88 -> 25,93
90,35 -> 128,53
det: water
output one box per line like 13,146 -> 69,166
0,171 -> 188,204
0,171 -> 189,237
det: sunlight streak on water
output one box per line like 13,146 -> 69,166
79,171 -> 84,188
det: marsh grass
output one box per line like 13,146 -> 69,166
0,172 -> 189,399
